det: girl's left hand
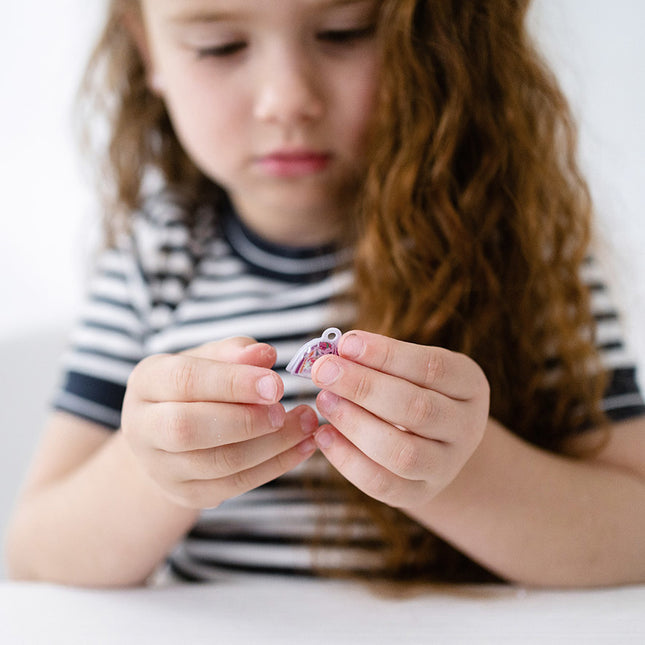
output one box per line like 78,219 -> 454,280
311,330 -> 490,512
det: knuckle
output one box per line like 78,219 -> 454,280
231,467 -> 256,495
425,350 -> 447,387
392,439 -> 420,478
239,405 -> 258,441
276,443 -> 308,473
274,449 -> 294,474
221,368 -> 242,402
172,356 -> 200,399
408,390 -> 436,428
352,372 -> 373,404
379,339 -> 397,373
166,405 -> 195,450
219,444 -> 244,474
368,469 -> 398,504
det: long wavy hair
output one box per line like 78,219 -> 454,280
79,0 -> 607,581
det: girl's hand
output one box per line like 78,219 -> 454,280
311,331 -> 490,512
121,337 -> 318,509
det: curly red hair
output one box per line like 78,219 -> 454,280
78,0 -> 607,581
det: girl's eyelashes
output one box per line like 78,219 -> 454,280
193,24 -> 376,59
317,25 -> 376,45
196,42 -> 247,59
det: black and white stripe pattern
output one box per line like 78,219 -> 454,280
580,256 -> 645,420
54,194 -> 645,580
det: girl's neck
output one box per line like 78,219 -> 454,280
229,199 -> 344,249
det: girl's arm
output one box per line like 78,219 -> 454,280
4,413 -> 199,587
311,330 -> 645,588
410,416 -> 645,587
5,338 -> 318,587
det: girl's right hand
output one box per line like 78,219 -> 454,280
121,337 -> 318,509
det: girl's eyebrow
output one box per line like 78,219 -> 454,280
168,0 -> 374,25
166,8 -> 244,26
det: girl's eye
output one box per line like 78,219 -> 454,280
317,25 -> 376,45
196,42 -> 247,58
193,24 -> 376,58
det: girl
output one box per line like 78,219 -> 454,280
5,0 -> 645,588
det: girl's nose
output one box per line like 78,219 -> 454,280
253,50 -> 325,126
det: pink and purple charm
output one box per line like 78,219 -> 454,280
286,328 -> 341,379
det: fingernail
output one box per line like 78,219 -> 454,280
314,427 -> 334,449
268,404 -> 286,428
341,333 -> 364,359
299,409 -> 318,435
297,438 -> 317,455
315,357 -> 341,386
317,390 -> 339,415
256,375 -> 278,401
244,343 -> 274,360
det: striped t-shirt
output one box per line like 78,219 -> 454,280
54,193 -> 645,581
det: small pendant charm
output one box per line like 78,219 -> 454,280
286,328 -> 341,379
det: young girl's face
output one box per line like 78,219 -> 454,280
138,0 -> 381,244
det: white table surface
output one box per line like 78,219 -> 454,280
1,577 -> 644,644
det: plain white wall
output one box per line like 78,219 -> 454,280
1,2 -> 103,338
0,1 -> 644,576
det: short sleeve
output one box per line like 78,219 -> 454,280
584,256 -> 645,422
52,193 -> 205,429
52,240 -> 148,429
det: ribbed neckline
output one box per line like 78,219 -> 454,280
220,203 -> 352,282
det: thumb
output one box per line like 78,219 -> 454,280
182,336 -> 277,369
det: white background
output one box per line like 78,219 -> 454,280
0,1 -> 644,573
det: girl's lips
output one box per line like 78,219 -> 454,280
257,151 -> 332,177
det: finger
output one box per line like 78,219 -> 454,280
313,354 -> 460,437
139,400 -> 288,452
183,337 -> 277,369
164,406 -> 318,481
316,389 -> 446,480
176,438 -> 318,510
314,424 -> 427,509
130,353 -> 284,404
335,330 -> 487,400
